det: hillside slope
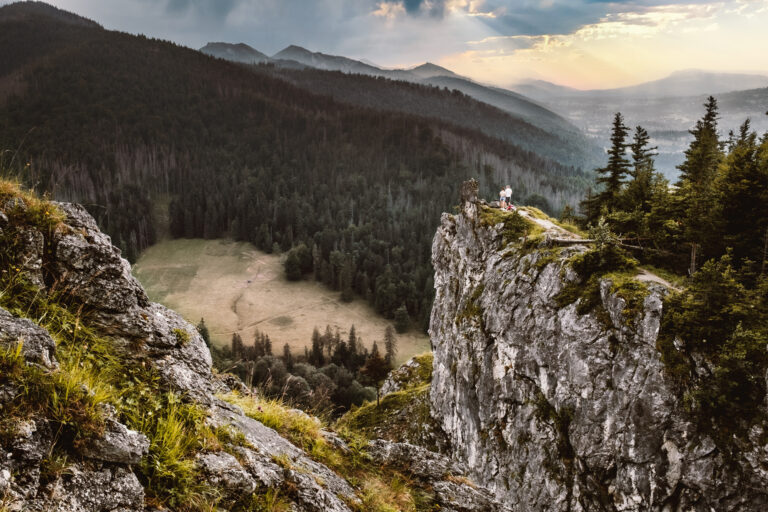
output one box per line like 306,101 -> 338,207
203,43 -> 600,169
0,1 -> 590,328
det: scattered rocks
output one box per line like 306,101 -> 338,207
196,452 -> 257,494
367,439 -> 463,481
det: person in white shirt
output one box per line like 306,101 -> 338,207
505,185 -> 512,208
499,189 -> 507,208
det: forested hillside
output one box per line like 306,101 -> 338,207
0,2 -> 590,328
259,65 -> 597,170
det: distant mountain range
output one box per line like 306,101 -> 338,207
200,42 -> 600,169
509,71 -> 768,177
512,70 -> 768,101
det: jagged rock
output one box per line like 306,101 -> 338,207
212,400 -> 358,510
11,420 -> 52,464
367,440 -> 463,481
0,383 -> 19,405
80,412 -> 149,465
213,372 -> 252,395
146,303 -> 214,403
433,479 -> 512,512
230,445 -> 284,487
53,202 -> 149,313
26,465 -> 144,512
380,355 -> 429,396
284,468 -> 353,512
0,307 -> 58,369
196,452 -> 257,494
429,197 -> 768,511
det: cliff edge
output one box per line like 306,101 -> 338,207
429,181 -> 768,511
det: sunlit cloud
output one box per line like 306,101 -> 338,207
440,1 -> 768,88
16,0 -> 768,89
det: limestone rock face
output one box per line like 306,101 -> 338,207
367,439 -> 513,512
428,200 -> 768,511
80,407 -> 149,465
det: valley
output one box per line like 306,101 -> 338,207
132,239 -> 430,365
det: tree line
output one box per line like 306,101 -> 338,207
199,320 -> 398,415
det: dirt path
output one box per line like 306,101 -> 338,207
505,206 -> 683,292
636,268 -> 682,292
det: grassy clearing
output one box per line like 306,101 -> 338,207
133,239 -> 429,365
519,206 -> 587,238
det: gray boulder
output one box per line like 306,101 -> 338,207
81,414 -> 149,465
0,308 -> 58,369
196,452 -> 257,494
26,465 -> 144,512
367,439 -> 464,481
53,202 -> 149,313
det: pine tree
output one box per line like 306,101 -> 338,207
361,343 -> 391,407
713,120 -> 768,269
384,326 -> 398,365
624,125 -> 659,214
196,318 -> 210,347
676,96 -> 724,274
282,343 -> 294,372
231,332 -> 244,360
583,113 -> 631,223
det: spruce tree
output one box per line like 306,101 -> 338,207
625,125 -> 659,214
714,120 -> 768,269
196,318 -> 211,347
584,113 -> 630,222
384,326 -> 398,365
676,96 -> 724,273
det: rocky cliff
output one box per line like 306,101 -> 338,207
0,184 -> 510,512
428,182 -> 768,511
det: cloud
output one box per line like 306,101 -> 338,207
163,0 -> 241,20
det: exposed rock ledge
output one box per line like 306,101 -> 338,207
428,185 -> 768,511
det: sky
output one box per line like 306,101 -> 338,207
10,0 -> 768,89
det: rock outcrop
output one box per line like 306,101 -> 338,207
428,188 -> 768,511
1,193 -> 508,511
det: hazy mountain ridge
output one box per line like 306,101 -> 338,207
510,71 -> 768,176
199,42 -> 602,169
512,70 -> 768,100
200,42 -> 268,64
